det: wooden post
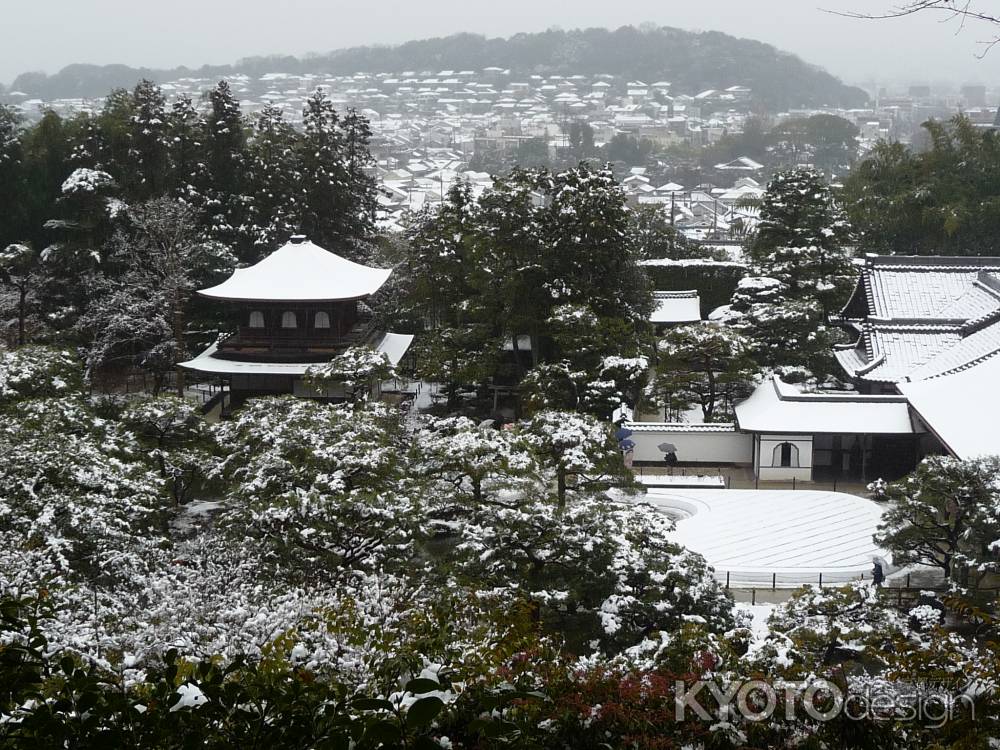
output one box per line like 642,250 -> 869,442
751,588 -> 756,605
906,573 -> 911,588
818,572 -> 823,588
792,476 -> 796,491
772,572 -> 776,591
725,571 -> 730,590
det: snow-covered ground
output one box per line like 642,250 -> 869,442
734,602 -> 775,638
642,488 -> 891,587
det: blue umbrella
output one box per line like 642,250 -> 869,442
615,427 -> 633,442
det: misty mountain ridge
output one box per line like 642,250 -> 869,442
7,25 -> 868,109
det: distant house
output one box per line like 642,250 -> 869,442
714,156 -> 764,172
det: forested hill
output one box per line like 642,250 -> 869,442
9,26 -> 868,109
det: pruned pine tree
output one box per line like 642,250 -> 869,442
873,455 -> 1000,586
118,395 -> 219,507
649,323 -> 756,421
305,345 -> 398,403
214,397 -> 414,586
724,274 -> 842,380
416,412 -> 733,653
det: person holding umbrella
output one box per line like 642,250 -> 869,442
659,442 -> 678,468
872,557 -> 885,587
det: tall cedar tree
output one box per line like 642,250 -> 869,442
242,105 -> 301,258
201,81 -> 246,248
298,89 -> 376,260
127,80 -> 170,200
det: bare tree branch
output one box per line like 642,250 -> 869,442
827,1 -> 1000,56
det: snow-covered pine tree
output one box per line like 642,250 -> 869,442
649,322 -> 756,421
873,455 -> 1000,586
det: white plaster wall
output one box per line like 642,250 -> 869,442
757,434 -> 814,481
628,424 -> 753,464
757,466 -> 813,482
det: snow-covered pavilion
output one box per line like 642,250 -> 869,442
180,235 -> 413,406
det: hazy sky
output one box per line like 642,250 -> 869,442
5,0 -> 1000,89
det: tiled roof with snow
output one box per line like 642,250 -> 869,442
837,255 -> 1000,383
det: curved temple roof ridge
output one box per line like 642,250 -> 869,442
199,236 -> 393,302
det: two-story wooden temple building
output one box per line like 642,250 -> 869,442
179,235 -> 412,406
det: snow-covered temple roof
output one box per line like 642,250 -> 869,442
199,236 -> 393,302
735,376 -> 915,435
899,354 -> 1000,459
179,333 -> 414,376
836,255 -> 1000,383
649,290 -> 701,324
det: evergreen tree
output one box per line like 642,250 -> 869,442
91,88 -> 136,181
844,115 -> 1000,256
126,79 -> 170,199
200,81 -> 246,245
0,105 -> 25,250
648,323 -> 756,421
722,275 -> 841,380
873,455 -> 1000,585
165,93 -> 207,201
298,89 -> 376,258
749,167 -> 854,314
242,104 -> 300,259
